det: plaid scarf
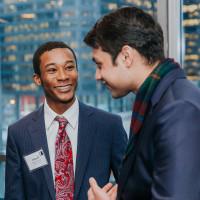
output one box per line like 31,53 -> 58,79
126,58 -> 180,155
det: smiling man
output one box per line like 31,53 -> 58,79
5,41 -> 127,200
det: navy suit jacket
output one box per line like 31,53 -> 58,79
5,101 -> 127,200
118,68 -> 200,200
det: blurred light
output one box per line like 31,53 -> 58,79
70,42 -> 78,49
0,18 -> 8,23
187,75 -> 200,81
183,4 -> 198,13
21,13 -> 36,19
107,3 -> 118,10
9,4 -> 16,10
58,0 -> 63,7
185,54 -> 199,60
183,19 -> 200,26
10,99 -> 16,105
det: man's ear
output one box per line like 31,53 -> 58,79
121,45 -> 134,67
33,73 -> 42,86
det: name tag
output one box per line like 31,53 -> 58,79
24,149 -> 48,171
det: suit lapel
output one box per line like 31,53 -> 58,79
28,106 -> 55,200
74,102 -> 96,199
151,68 -> 186,106
117,133 -> 139,197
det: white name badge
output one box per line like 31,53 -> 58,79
24,149 -> 48,171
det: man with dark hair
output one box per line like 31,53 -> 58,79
5,41 -> 127,200
84,6 -> 200,200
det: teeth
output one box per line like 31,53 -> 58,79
56,85 -> 71,91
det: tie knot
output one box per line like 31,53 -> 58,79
55,116 -> 68,127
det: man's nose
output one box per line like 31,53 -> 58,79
57,68 -> 69,80
95,69 -> 102,80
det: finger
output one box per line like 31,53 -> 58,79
89,177 -> 98,188
89,177 -> 101,194
107,184 -> 118,196
88,187 -> 95,200
102,183 -> 113,192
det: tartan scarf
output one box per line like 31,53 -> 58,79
126,58 -> 180,155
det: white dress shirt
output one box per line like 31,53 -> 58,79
44,98 -> 79,182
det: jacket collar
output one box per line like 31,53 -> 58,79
151,68 -> 186,107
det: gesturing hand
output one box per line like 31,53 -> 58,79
88,177 -> 117,200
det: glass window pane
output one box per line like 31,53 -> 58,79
0,0 -> 157,198
183,0 -> 200,84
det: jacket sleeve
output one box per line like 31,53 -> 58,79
110,116 -> 128,182
5,126 -> 26,200
152,101 -> 200,200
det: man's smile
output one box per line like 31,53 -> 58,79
54,84 -> 73,92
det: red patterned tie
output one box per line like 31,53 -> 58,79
55,116 -> 74,200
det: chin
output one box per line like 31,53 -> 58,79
62,96 -> 75,104
111,91 -> 129,99
57,94 -> 75,104
111,93 -> 123,99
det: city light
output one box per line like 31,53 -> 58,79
9,99 -> 16,105
21,13 -> 36,19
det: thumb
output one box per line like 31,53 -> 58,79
88,177 -> 98,200
89,177 -> 98,189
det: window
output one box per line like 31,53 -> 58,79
0,0 -> 158,198
183,0 -> 200,81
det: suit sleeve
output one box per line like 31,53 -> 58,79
152,101 -> 200,200
5,126 -> 26,200
110,116 -> 128,182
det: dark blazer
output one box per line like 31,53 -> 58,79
118,68 -> 200,200
5,101 -> 127,200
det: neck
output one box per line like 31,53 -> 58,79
46,97 -> 76,115
134,60 -> 160,92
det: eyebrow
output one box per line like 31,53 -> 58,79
44,60 -> 75,68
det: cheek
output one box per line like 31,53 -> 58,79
72,73 -> 78,82
109,72 -> 124,87
41,77 -> 54,89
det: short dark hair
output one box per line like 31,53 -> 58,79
84,6 -> 165,65
32,41 -> 77,75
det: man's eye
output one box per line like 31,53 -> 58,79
66,65 -> 75,71
47,68 -> 56,73
97,65 -> 102,69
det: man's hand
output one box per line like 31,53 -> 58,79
88,177 -> 117,200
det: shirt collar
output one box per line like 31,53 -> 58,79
44,97 -> 79,130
